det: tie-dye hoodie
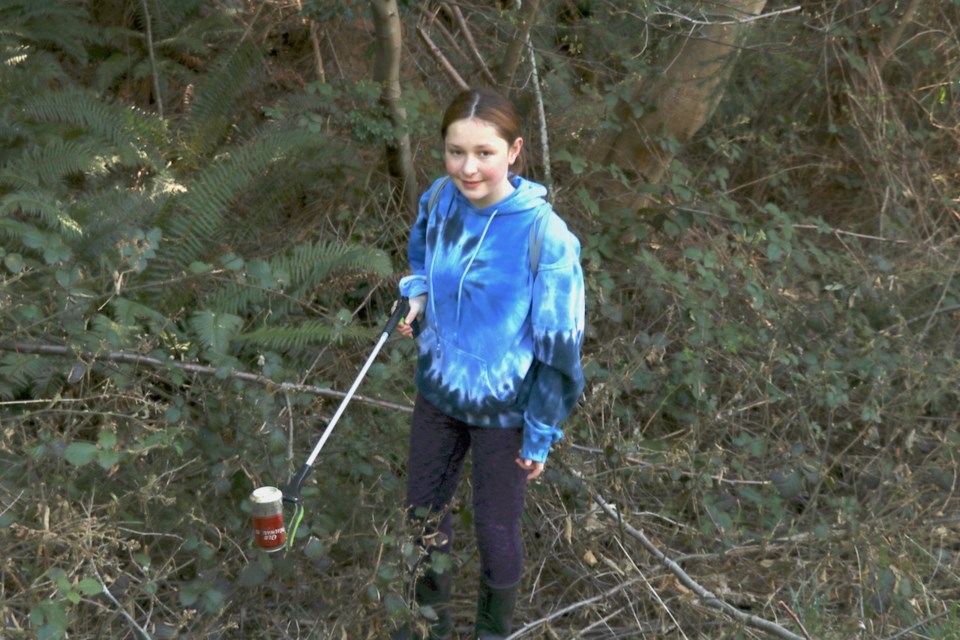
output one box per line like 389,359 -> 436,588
399,175 -> 586,463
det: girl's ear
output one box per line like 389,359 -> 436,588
508,137 -> 524,165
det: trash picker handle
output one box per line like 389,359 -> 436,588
283,463 -> 311,505
382,297 -> 409,337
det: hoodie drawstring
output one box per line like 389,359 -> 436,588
455,209 -> 498,336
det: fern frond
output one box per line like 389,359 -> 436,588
0,139 -> 108,191
180,40 -> 262,161
0,0 -> 95,65
156,128 -> 319,272
207,241 -> 392,315
280,241 -> 394,291
188,309 -> 243,355
0,351 -> 49,398
0,191 -> 80,238
110,297 -> 167,330
0,49 -> 70,109
235,322 -> 371,352
21,88 -> 166,166
71,188 -> 166,266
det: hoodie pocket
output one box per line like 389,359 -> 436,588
416,326 -> 518,411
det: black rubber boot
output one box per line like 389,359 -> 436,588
474,578 -> 519,640
392,567 -> 453,640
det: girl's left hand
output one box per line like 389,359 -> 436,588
516,457 -> 544,481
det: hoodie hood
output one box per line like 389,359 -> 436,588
448,175 -> 547,218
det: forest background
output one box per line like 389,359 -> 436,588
1,1 -> 958,639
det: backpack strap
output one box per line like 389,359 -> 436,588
433,176 -> 551,278
428,176 -> 451,217
529,206 -> 552,278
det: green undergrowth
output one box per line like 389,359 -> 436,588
2,1 -> 959,639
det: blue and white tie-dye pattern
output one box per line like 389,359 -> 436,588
399,175 -> 586,463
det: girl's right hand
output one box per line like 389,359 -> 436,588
397,294 -> 425,338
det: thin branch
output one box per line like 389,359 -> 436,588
443,2 -> 496,85
4,342 -> 413,413
505,577 -> 644,639
89,560 -> 153,640
418,3 -> 469,67
308,20 -> 326,83
920,249 -> 960,339
526,36 -> 551,193
416,26 -> 469,90
652,5 -> 801,27
778,601 -> 814,640
882,610 -> 950,640
561,463 -> 808,640
140,0 -> 163,119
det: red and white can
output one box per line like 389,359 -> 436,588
251,486 -> 286,552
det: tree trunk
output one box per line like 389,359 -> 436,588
589,0 -> 768,211
497,0 -> 541,91
371,0 -> 418,216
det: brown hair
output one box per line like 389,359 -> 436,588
441,88 -> 525,175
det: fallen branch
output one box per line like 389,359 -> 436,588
561,462 -> 808,640
505,577 -> 645,639
4,342 -> 413,413
89,560 -> 153,640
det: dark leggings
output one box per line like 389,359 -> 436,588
405,395 -> 528,588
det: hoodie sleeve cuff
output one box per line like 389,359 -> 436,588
399,274 -> 428,299
521,415 -> 564,464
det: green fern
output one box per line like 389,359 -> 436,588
179,40 -> 262,162
208,241 -> 393,315
0,352 -> 52,399
188,309 -> 243,356
21,88 -> 166,166
155,128 -> 321,274
1,139 -> 107,188
235,322 -> 373,352
0,0 -> 96,65
0,190 -> 76,233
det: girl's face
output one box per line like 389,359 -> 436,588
444,118 -> 523,209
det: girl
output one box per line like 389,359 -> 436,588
395,87 -> 585,639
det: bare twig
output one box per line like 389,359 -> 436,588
418,3 -> 468,67
443,2 -> 496,85
89,560 -> 153,640
4,342 -> 413,413
140,0 -> 163,119
505,577 -> 644,639
651,4 -> 801,27
561,463 -> 808,640
526,36 -> 551,193
882,611 -> 950,640
416,26 -> 469,90
308,20 -> 326,82
919,249 -> 960,340
778,601 -> 814,640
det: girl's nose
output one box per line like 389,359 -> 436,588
462,155 -> 478,175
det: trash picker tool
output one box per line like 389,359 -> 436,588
250,298 -> 409,552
